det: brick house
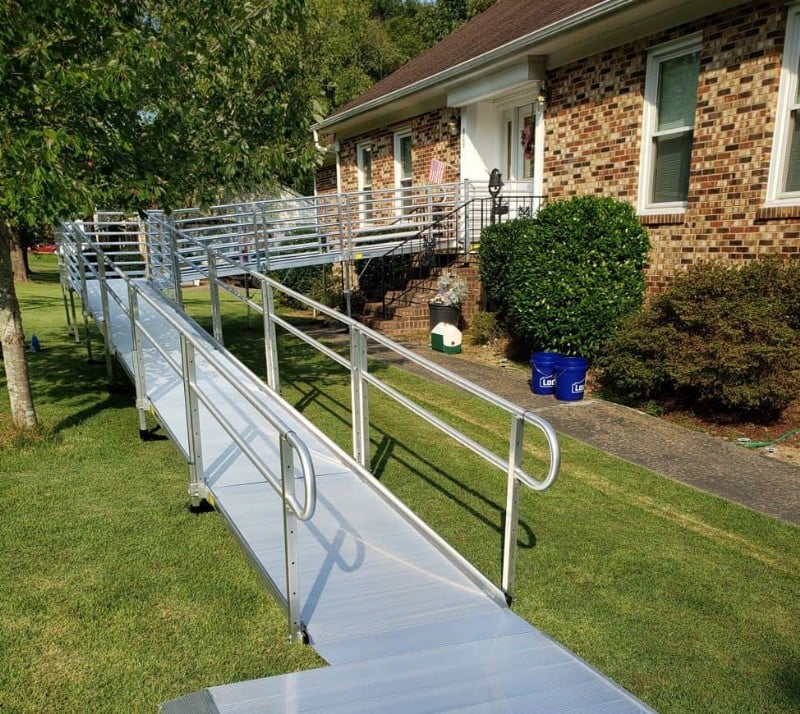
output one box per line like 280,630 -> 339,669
314,0 -> 800,292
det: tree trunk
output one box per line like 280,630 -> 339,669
0,225 -> 38,429
10,228 -> 30,282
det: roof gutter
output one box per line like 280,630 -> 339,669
314,0 -> 639,131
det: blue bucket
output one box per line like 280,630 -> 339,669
530,351 -> 561,395
555,356 -> 588,401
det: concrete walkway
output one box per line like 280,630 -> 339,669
391,342 -> 800,527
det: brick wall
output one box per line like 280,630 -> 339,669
337,108 -> 461,193
545,0 -> 798,291
315,164 -> 337,194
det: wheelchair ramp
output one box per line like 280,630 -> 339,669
73,255 -> 654,712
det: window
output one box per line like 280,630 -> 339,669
394,129 -> 413,213
638,35 -> 701,214
767,5 -> 800,204
357,142 -> 373,222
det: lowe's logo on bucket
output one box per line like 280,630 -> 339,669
539,376 -> 556,389
572,381 -> 585,394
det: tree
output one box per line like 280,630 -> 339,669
0,0 -> 320,429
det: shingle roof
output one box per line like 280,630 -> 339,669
330,0 -> 602,118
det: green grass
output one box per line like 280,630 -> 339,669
2,256 -> 800,712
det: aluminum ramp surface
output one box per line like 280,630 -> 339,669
81,280 -> 654,713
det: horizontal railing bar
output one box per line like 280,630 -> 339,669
362,369 -> 508,474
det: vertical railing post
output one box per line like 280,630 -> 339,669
349,326 -> 370,468
501,413 -> 525,604
207,249 -> 224,344
96,256 -> 115,387
261,279 -> 280,392
462,179 -> 470,257
342,195 -> 353,318
280,434 -> 304,642
68,288 -> 81,343
169,222 -> 183,308
127,284 -> 150,438
179,335 -> 206,509
76,248 -> 94,361
256,204 -> 269,273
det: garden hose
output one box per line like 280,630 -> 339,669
736,428 -> 800,449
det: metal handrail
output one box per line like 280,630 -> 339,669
282,431 -> 317,521
142,210 -> 558,499
58,224 -> 318,524
139,210 -> 559,600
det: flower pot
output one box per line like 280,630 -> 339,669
429,304 -> 460,331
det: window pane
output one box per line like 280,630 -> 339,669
522,114 -> 535,179
652,132 -> 693,202
796,53 -> 800,104
786,111 -> 800,192
657,52 -> 700,131
400,135 -> 412,180
363,148 -> 372,187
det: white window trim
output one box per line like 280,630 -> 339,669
499,101 -> 544,195
357,141 -> 372,192
766,3 -> 800,206
637,33 -> 702,216
394,128 -> 413,215
357,141 -> 373,225
393,128 -> 412,188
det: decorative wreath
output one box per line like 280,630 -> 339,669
520,123 -> 534,160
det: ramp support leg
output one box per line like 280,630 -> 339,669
180,335 -> 206,509
68,289 -> 81,343
127,285 -> 153,439
281,435 -> 305,642
262,280 -> 280,392
501,414 -> 525,603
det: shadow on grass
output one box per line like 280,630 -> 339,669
775,657 -> 800,709
284,376 -> 536,552
24,337 -> 134,431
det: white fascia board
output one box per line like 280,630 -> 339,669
447,56 -> 546,107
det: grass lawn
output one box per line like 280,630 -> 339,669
2,255 -> 799,713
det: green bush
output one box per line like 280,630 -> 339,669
273,264 -> 339,307
357,254 -> 413,299
477,218 -> 535,318
598,260 -> 800,422
468,311 -> 501,345
479,196 -> 649,358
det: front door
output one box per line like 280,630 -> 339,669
502,102 -> 542,194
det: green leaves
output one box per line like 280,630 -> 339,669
0,0 -> 319,226
598,260 -> 800,422
478,196 -> 650,360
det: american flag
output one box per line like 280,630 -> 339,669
428,158 -> 446,184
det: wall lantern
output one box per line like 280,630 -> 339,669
445,111 -> 460,137
534,82 -> 548,112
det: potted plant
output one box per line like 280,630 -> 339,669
429,271 -> 467,330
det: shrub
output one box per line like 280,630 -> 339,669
273,264 -> 340,308
482,196 -> 649,359
468,311 -> 501,345
357,254 -> 413,299
478,218 -> 536,317
598,260 -> 800,422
